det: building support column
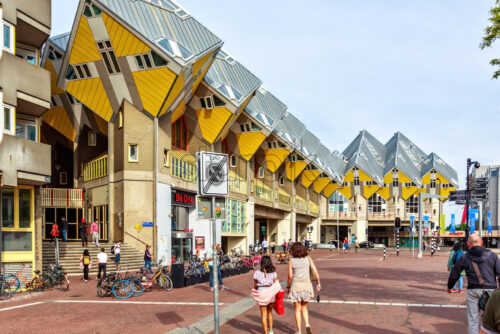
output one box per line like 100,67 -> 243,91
107,122 -> 115,242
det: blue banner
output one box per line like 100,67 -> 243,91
470,220 -> 475,234
469,209 -> 479,234
450,214 -> 456,234
424,216 -> 429,228
488,211 -> 492,234
410,215 -> 415,234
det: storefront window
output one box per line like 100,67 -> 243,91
2,232 -> 32,251
225,199 -> 246,234
19,189 -> 31,228
1,188 -> 14,228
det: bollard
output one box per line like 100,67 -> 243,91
384,246 -> 386,260
431,232 -> 435,257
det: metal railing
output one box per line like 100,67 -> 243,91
254,180 -> 273,201
278,190 -> 291,206
84,154 -> 108,182
228,170 -> 247,195
326,209 -> 435,221
295,196 -> 307,210
170,150 -> 196,182
41,188 -> 84,208
309,201 -> 319,214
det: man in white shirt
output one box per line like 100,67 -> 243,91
97,248 -> 108,280
262,237 -> 268,254
206,244 -> 225,291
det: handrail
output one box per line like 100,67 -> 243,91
125,231 -> 149,247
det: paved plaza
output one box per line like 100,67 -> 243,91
0,249 -> 469,334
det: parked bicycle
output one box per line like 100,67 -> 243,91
0,271 -> 11,300
97,263 -> 142,298
239,253 -> 261,270
137,260 -> 172,291
2,263 -> 50,294
184,256 -> 207,278
44,264 -> 70,291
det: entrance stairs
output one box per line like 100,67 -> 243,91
42,241 -> 145,275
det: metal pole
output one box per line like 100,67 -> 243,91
55,237 -> 60,266
211,196 -> 219,333
384,246 -> 386,260
396,229 -> 399,256
466,159 -> 471,239
418,193 -> 423,258
479,201 -> 483,238
431,231 -> 435,257
336,210 -> 339,254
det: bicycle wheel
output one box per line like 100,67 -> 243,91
56,274 -> 70,291
41,274 -> 53,289
3,275 -> 20,294
0,280 -> 11,300
112,280 -> 133,299
97,277 -> 111,297
156,274 -> 173,291
127,278 -> 144,297
30,277 -> 44,292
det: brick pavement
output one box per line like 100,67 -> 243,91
0,249 -> 470,334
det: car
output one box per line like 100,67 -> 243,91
314,242 -> 337,249
359,241 -> 374,248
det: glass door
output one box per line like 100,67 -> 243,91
171,237 -> 193,264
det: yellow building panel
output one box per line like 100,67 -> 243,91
102,13 -> 150,57
313,177 -> 330,193
422,173 -> 431,185
436,172 -> 450,185
376,187 -> 391,200
358,169 -> 373,182
363,185 -> 380,199
93,113 -> 108,137
301,170 -> 320,188
401,186 -> 418,200
236,132 -> 266,161
193,52 -> 213,78
440,187 -> 456,201
239,93 -> 255,113
412,188 -> 427,198
383,173 -> 393,184
264,148 -> 289,173
45,60 -> 65,95
344,170 -> 353,182
69,16 -> 101,65
67,78 -> 113,121
42,106 -> 76,142
196,107 -> 232,144
160,72 -> 185,118
285,161 -> 307,181
132,67 -> 176,117
323,183 -> 339,198
337,186 -> 352,199
171,102 -> 186,123
398,171 -> 412,184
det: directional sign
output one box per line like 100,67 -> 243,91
197,152 -> 228,196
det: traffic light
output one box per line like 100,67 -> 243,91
394,217 -> 401,230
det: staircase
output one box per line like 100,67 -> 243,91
42,241 -> 146,275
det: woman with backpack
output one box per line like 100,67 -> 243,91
80,249 -> 92,283
447,241 -> 465,293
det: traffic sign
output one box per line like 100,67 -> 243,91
197,152 -> 228,196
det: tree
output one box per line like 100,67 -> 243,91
481,0 -> 500,79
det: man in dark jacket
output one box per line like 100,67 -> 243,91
60,217 -> 68,242
79,219 -> 88,247
447,234 -> 500,334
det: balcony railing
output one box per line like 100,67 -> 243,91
278,190 -> 291,207
295,196 -> 307,210
228,170 -> 247,195
42,188 -> 84,208
327,210 -> 435,221
309,201 -> 319,214
254,180 -> 273,202
170,150 -> 196,182
84,155 -> 108,182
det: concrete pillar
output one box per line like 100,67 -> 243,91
34,186 -> 43,272
107,122 -> 116,242
352,219 -> 367,242
73,142 -> 79,187
247,201 -> 255,249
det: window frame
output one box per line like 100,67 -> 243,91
16,45 -> 38,66
128,144 -> 139,163
230,155 -> 237,168
3,104 -> 15,135
59,171 -> 68,185
97,40 -> 121,75
171,116 -> 188,151
279,176 -> 284,186
1,186 -> 34,233
88,130 -> 96,147
258,167 -> 264,179
15,116 -> 37,142
2,20 -> 14,54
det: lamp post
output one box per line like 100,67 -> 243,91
466,159 -> 480,239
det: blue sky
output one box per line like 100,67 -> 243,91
52,0 -> 500,186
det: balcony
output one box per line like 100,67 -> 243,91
0,134 -> 51,186
295,196 -> 307,211
83,155 -> 108,182
41,188 -> 84,208
325,209 -> 435,222
309,201 -> 319,214
228,170 -> 247,195
170,150 -> 196,182
254,180 -> 273,202
277,190 -> 291,207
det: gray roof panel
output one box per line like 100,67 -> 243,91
327,151 -> 347,183
421,153 -> 459,188
50,32 -> 71,51
273,112 -> 306,149
296,130 -> 320,159
245,87 -> 287,131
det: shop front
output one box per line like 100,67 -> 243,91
171,189 -> 196,264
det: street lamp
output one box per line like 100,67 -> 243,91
466,158 -> 480,239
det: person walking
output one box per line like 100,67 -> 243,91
481,289 -> 500,333
80,249 -> 92,283
113,240 -> 122,267
143,245 -> 153,274
448,234 -> 500,334
447,241 -> 465,293
50,222 -> 59,243
252,255 -> 279,334
206,244 -> 225,291
79,219 -> 88,247
287,242 -> 321,334
286,239 -> 292,253
262,237 -> 268,254
343,237 -> 349,253
90,220 -> 99,247
270,241 -> 276,255
97,247 -> 107,280
283,239 -> 287,252
354,237 -> 359,253
60,217 -> 68,242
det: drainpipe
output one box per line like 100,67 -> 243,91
153,117 -> 158,263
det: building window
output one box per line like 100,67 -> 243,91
135,51 -> 168,70
66,92 -> 81,104
2,21 -> 14,54
1,188 -> 15,228
279,176 -> 284,186
368,193 -> 385,213
16,46 -> 38,65
353,176 -> 360,186
47,46 -> 63,60
200,96 -> 213,109
172,116 -> 188,151
258,167 -> 264,179
88,131 -> 96,146
163,149 -> 170,167
97,40 -> 120,74
239,122 -> 261,133
430,180 -> 436,188
3,104 -> 14,135
406,195 -> 419,214
267,141 -> 278,149
230,155 -> 237,167
65,64 -> 91,80
1,187 -> 33,252
118,111 -> 123,128
16,117 -> 37,142
60,172 -> 68,185
128,144 -> 139,162
83,3 -> 102,17
393,177 -> 399,187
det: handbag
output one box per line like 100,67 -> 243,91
309,256 -> 318,282
471,261 -> 491,311
273,289 -> 285,315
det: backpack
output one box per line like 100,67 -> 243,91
111,246 -> 115,255
83,256 -> 90,265
453,250 -> 464,265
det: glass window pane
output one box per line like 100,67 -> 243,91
16,125 -> 24,138
135,55 -> 144,70
27,126 -> 36,141
83,5 -> 92,17
158,39 -> 174,55
4,107 -> 11,130
19,189 -> 31,228
3,24 -> 10,48
151,50 -> 168,67
2,232 -> 32,251
1,189 -> 14,228
143,54 -> 152,69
